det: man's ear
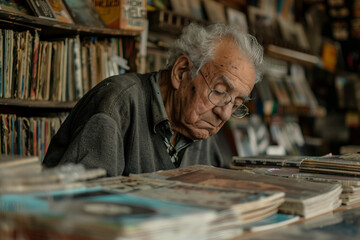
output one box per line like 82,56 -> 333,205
171,55 -> 193,89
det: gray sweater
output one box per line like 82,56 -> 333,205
43,72 -> 232,176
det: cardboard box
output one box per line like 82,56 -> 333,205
93,0 -> 146,31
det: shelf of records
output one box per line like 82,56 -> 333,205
146,3 -> 321,66
0,28 -> 135,107
229,114 -> 306,157
0,1 -> 143,37
3,156 -> 360,239
0,114 -> 66,161
253,57 -> 326,117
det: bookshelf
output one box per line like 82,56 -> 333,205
0,11 -> 139,37
0,5 -> 141,159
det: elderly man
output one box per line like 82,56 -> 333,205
43,23 -> 263,176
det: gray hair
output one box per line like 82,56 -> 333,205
167,23 -> 264,83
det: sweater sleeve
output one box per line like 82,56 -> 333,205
56,113 -> 125,176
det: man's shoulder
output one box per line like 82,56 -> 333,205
91,72 -> 155,101
104,72 -> 154,89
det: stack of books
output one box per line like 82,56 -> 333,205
0,158 -> 106,194
0,155 -> 42,176
135,165 -> 342,219
131,181 -> 284,239
2,155 -> 355,239
299,153 -> 360,176
0,189 -> 217,240
87,175 -> 286,239
232,153 -> 360,206
252,167 -> 360,205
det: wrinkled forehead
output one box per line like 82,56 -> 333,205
212,45 -> 255,85
213,37 -> 253,71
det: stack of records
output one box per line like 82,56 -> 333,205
135,165 -> 342,219
131,181 -> 285,239
0,163 -> 106,194
299,153 -> 360,176
0,155 -> 42,176
0,190 -> 217,240
252,167 -> 360,205
87,175 -> 285,239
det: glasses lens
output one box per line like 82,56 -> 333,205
232,104 -> 249,119
209,89 -> 231,106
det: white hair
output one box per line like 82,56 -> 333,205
167,23 -> 264,83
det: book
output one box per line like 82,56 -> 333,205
203,0 -> 227,23
47,0 -> 74,24
22,31 -> 32,100
25,0 -> 57,20
0,154 -> 39,168
93,0 -> 146,31
277,16 -> 309,49
67,38 -> 75,101
229,119 -> 260,157
226,7 -> 248,33
170,0 -> 192,16
232,155 -> 307,168
188,0 -> 204,20
50,41 -> 62,101
63,0 -> 105,27
247,5 -> 277,37
321,39 -> 340,72
12,31 -> 21,98
73,35 -> 83,99
241,213 -> 299,232
61,38 -> 69,101
0,29 -> 3,98
4,29 -> 14,98
290,63 -> 318,112
0,0 -> 32,15
29,30 -> 40,100
267,74 -> 291,106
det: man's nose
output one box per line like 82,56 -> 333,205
213,103 -> 233,121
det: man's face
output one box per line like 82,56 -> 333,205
172,38 -> 256,140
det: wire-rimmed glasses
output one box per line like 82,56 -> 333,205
199,70 -> 249,119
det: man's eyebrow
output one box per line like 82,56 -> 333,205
218,74 -> 248,101
218,74 -> 234,90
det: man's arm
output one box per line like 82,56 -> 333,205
44,113 -> 125,176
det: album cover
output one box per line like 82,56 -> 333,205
25,0 -> 56,19
63,0 -> 105,27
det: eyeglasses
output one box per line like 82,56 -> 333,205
199,70 -> 249,119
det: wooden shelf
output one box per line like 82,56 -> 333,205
265,44 -> 320,67
0,98 -> 76,110
0,10 -> 140,37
